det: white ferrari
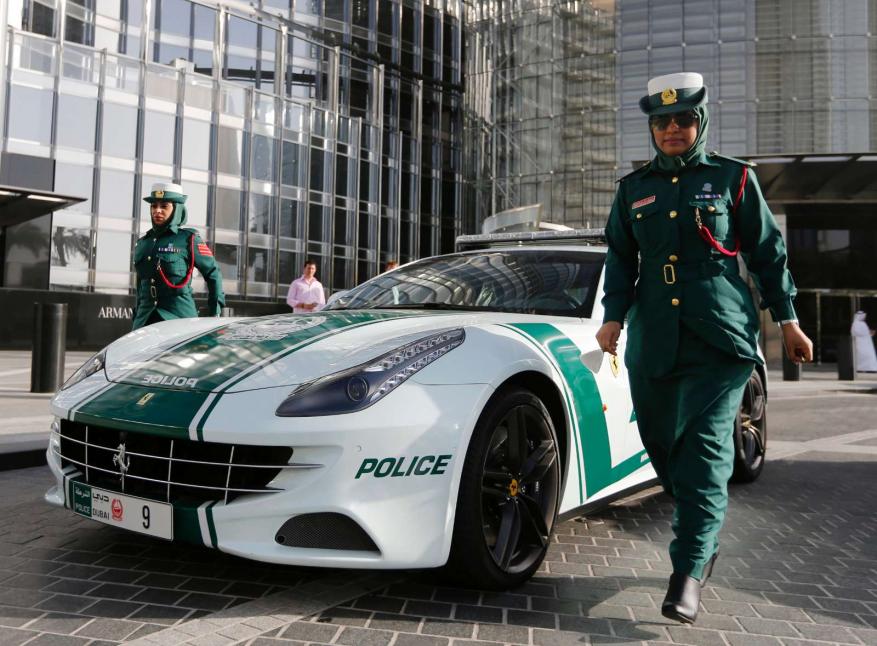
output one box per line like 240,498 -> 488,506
45,229 -> 767,589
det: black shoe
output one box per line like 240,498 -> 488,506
661,573 -> 701,624
700,550 -> 719,588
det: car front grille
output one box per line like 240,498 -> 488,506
54,419 -> 315,504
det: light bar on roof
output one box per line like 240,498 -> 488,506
455,228 -> 606,251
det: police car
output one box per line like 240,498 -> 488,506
45,229 -> 766,589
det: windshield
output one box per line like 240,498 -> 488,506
325,249 -> 605,317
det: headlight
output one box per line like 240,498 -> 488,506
61,350 -> 107,390
276,328 -> 465,417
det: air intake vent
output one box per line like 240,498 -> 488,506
275,513 -> 379,552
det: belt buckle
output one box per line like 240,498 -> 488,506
663,264 -> 676,285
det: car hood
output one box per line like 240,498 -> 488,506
105,309 -> 563,393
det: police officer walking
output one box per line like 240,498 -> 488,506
133,182 -> 225,329
596,73 -> 813,624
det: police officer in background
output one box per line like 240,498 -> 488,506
133,182 -> 225,329
596,73 -> 812,624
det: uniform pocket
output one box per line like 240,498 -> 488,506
689,199 -> 730,240
158,253 -> 189,282
629,205 -> 660,250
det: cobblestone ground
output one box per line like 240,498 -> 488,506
0,451 -> 874,646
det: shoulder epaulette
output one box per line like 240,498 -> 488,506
616,161 -> 651,183
709,151 -> 756,167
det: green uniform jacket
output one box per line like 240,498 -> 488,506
602,153 -> 797,378
132,224 -> 225,330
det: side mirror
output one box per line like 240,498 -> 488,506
580,349 -> 604,374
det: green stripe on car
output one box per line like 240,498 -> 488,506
505,323 -> 648,500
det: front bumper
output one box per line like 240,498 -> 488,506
46,379 -> 495,569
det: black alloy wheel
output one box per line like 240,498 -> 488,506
445,388 -> 560,589
731,369 -> 767,483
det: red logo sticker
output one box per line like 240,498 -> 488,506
632,195 -> 656,209
111,498 -> 123,521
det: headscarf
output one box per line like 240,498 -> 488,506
650,104 -> 710,173
151,202 -> 188,235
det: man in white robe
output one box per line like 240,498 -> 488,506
851,311 -> 877,372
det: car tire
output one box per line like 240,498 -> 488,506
444,387 -> 560,589
731,368 -> 767,484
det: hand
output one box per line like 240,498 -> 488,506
596,321 -> 622,355
781,322 -> 813,363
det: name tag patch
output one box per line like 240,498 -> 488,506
694,193 -> 723,200
157,245 -> 179,253
631,195 -> 656,209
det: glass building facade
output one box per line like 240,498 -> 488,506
617,0 -> 877,168
4,0 -> 464,302
463,0 -> 618,229
464,0 -> 877,223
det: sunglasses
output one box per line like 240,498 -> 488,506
649,111 -> 699,130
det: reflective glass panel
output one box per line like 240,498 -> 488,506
247,247 -> 273,283
248,193 -> 274,235
156,0 -> 190,37
8,85 -> 53,145
142,110 -> 176,165
56,94 -> 97,151
216,125 -> 244,175
214,243 -> 239,280
101,102 -> 138,158
54,163 -> 94,212
51,225 -> 91,269
95,230 -> 132,272
278,198 -> 301,238
184,182 -> 208,227
98,169 -> 135,218
182,119 -> 211,170
281,141 -> 305,186
214,187 -> 242,229
251,134 -> 275,181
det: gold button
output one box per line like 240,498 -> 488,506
636,213 -> 643,219
669,210 -> 677,218
147,256 -> 151,260
671,298 -> 680,306
707,205 -> 716,212
669,254 -> 678,262
671,176 -> 679,183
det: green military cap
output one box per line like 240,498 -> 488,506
639,72 -> 708,116
143,181 -> 187,204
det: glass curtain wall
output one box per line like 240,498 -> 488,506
617,0 -> 877,171
6,0 -> 464,301
463,0 -> 618,230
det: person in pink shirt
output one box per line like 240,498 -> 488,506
286,260 -> 326,313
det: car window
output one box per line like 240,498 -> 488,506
325,249 -> 605,317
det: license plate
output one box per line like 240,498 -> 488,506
69,482 -> 173,540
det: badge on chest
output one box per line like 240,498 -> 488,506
157,245 -> 179,254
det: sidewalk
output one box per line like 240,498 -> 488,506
0,350 -> 874,458
0,350 -> 92,455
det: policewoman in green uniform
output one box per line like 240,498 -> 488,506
595,73 -> 813,624
133,182 -> 225,329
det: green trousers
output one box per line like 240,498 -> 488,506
628,329 -> 754,579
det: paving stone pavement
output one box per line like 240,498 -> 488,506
0,451 -> 874,646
